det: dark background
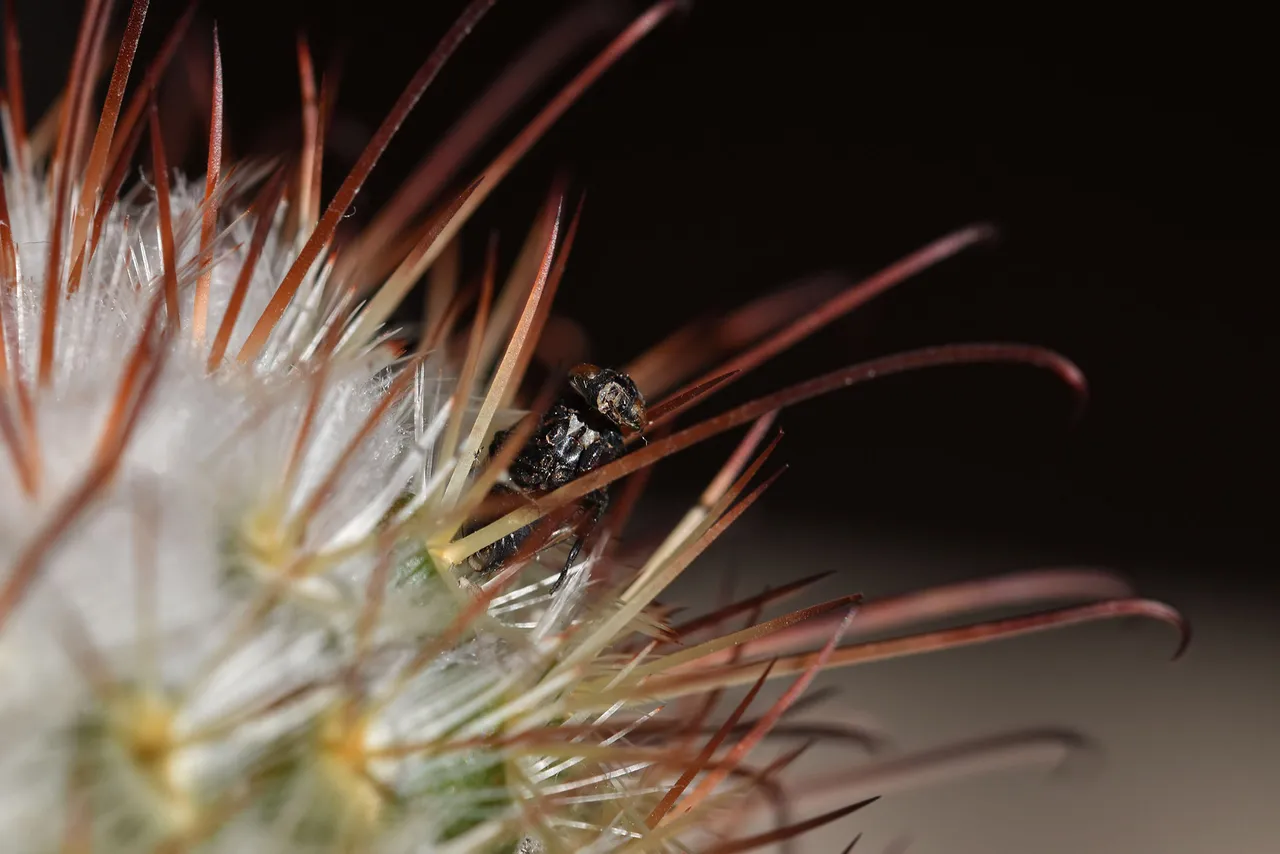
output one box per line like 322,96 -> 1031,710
8,0 -> 1274,581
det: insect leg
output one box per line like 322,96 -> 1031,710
552,538 -> 585,594
550,489 -> 610,593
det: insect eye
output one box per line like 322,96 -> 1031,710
568,363 -> 602,402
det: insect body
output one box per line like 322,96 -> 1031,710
462,364 -> 648,587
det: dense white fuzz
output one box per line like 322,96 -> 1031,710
0,162 -> 686,852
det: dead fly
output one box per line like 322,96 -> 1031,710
460,364 -> 648,588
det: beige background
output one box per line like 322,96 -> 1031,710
658,514 -> 1277,854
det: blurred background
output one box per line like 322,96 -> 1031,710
8,1 -> 1275,850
